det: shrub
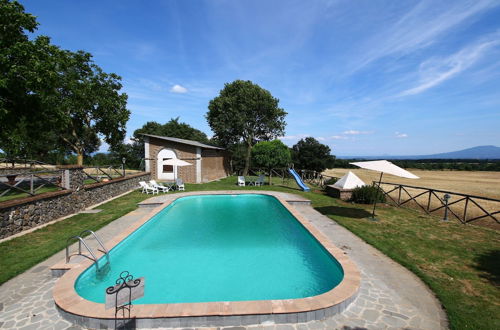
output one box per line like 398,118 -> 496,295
351,185 -> 386,204
324,177 -> 338,185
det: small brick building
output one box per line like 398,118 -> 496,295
143,134 -> 230,183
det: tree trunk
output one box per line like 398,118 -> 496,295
243,141 -> 252,176
76,152 -> 84,166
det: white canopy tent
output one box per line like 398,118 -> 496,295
350,160 -> 419,179
333,171 -> 366,189
350,160 -> 419,219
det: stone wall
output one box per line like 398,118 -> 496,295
0,170 -> 150,240
325,185 -> 354,201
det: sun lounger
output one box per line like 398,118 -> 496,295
150,180 -> 169,193
139,181 -> 158,194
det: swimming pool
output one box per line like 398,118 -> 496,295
53,191 -> 360,327
75,194 -> 344,304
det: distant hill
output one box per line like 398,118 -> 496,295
338,145 -> 500,160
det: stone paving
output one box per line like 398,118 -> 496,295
0,191 -> 448,329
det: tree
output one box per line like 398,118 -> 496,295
0,1 -> 62,159
292,137 -> 335,172
55,50 -> 130,165
132,117 -> 210,144
252,140 -> 291,182
0,1 -> 130,165
206,80 -> 287,175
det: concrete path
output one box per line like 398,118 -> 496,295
0,191 -> 448,329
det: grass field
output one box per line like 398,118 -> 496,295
324,169 -> 500,229
1,177 -> 498,329
323,169 -> 500,199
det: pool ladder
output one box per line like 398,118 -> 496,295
66,230 -> 110,271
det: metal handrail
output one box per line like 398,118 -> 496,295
65,231 -> 110,270
66,236 -> 99,266
79,230 -> 110,263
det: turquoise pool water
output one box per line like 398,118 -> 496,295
75,194 -> 344,304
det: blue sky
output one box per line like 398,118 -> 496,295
21,0 -> 500,156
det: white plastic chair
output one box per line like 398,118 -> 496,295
238,176 -> 245,186
255,174 -> 265,186
139,181 -> 158,194
150,180 -> 169,193
175,178 -> 185,191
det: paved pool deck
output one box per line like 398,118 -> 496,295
0,190 -> 448,329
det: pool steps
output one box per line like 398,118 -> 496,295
53,230 -> 110,277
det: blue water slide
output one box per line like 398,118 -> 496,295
288,168 -> 310,192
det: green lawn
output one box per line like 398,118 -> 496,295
1,176 -> 498,329
0,186 -> 61,202
0,191 -> 151,284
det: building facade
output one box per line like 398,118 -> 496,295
143,134 -> 230,183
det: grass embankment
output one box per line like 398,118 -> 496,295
0,191 -> 150,284
1,176 -> 498,329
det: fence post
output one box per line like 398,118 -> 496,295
30,174 -> 34,194
397,185 -> 402,205
427,190 -> 432,212
443,194 -> 451,221
463,196 -> 469,223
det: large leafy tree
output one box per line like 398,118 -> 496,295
0,1 -> 62,159
55,50 -> 129,165
206,80 -> 287,175
292,137 -> 336,172
252,140 -> 291,181
0,0 -> 130,165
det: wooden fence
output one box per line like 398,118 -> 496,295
0,164 -> 128,201
376,181 -> 500,226
0,169 -> 65,199
83,165 -> 126,183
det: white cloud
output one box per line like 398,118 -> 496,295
170,84 -> 188,94
343,130 -> 373,135
351,0 -> 498,72
399,32 -> 500,96
330,135 -> 348,140
280,134 -> 310,141
395,132 -> 408,138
